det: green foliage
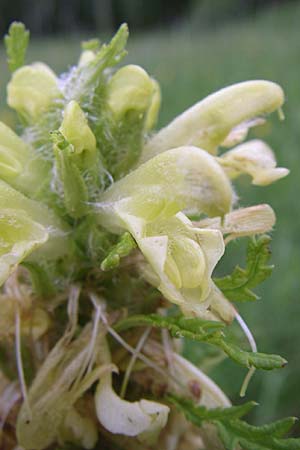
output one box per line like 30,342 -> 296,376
21,261 -> 56,297
169,395 -> 300,450
51,130 -> 88,219
215,236 -> 273,302
65,23 -> 128,104
4,22 -> 29,72
81,38 -> 101,52
101,232 -> 137,271
115,313 -> 287,370
0,15 -> 298,447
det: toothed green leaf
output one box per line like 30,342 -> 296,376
214,235 -> 273,302
115,313 -> 286,370
4,22 -> 29,72
64,23 -> 129,104
169,396 -> 300,450
217,340 -> 287,370
168,395 -> 257,423
114,313 -> 225,339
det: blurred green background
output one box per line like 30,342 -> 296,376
0,0 -> 299,428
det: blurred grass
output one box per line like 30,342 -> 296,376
1,2 -> 300,425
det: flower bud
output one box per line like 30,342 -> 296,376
107,64 -> 155,119
60,101 -> 96,156
7,63 -> 60,122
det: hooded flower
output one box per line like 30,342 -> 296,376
0,179 -> 70,287
0,121 -> 48,196
139,80 -> 284,163
96,146 -> 233,315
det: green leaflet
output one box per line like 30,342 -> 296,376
52,131 -> 88,219
168,395 -> 257,423
114,313 -> 225,337
115,313 -> 287,370
4,22 -> 29,72
101,232 -> 137,271
214,235 -> 273,302
168,396 -> 300,450
217,340 -> 286,370
64,23 -> 129,104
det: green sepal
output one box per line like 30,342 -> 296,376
21,261 -> 57,297
4,22 -> 29,72
101,232 -> 137,271
214,235 -> 273,302
51,130 -> 88,219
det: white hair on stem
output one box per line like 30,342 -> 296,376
235,311 -> 258,397
15,307 -> 32,421
98,307 -> 186,392
120,327 -> 151,399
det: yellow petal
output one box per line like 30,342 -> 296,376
171,237 -> 205,288
140,80 -> 284,162
220,139 -> 289,186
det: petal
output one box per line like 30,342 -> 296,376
0,179 -> 70,260
220,139 -> 289,186
0,209 -> 48,286
98,146 -> 233,221
196,204 -> 276,241
140,80 -> 284,161
95,371 -> 169,443
0,122 -> 47,195
171,237 -> 206,288
145,78 -> 161,131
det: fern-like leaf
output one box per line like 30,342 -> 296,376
214,235 -> 273,302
